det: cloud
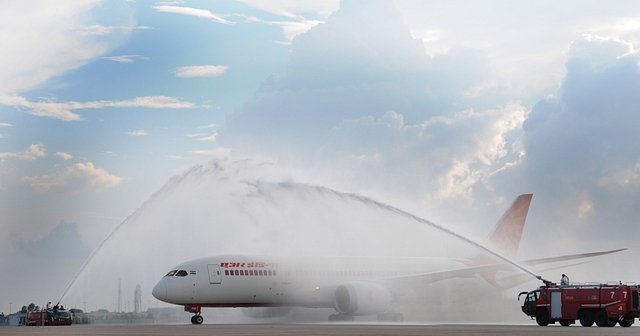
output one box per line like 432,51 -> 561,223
0,123 -> 10,138
13,221 -> 91,260
319,102 -> 527,199
22,162 -> 122,193
155,2 -> 323,44
0,94 -> 197,121
172,65 -> 229,78
219,0 -> 491,159
56,152 -> 73,160
245,16 -> 323,44
599,163 -> 640,189
198,132 -> 218,141
0,144 -> 47,161
77,25 -> 152,36
188,148 -> 231,156
102,55 -> 150,63
0,1 -> 132,93
152,5 -> 233,25
237,0 -> 339,20
487,34 -> 640,242
565,34 -> 636,70
199,123 -> 217,129
127,130 -> 148,136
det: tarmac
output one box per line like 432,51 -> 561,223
0,324 -> 638,336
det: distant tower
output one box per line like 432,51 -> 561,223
117,278 -> 122,313
134,284 -> 142,313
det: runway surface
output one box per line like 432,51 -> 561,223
0,324 -> 638,335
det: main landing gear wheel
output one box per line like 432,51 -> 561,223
191,314 -> 203,324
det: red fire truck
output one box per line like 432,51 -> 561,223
519,281 -> 640,327
25,308 -> 73,326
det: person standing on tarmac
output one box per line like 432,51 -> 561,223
560,274 -> 569,287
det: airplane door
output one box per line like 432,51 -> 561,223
206,264 -> 222,284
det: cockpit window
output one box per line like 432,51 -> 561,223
165,270 -> 178,277
176,270 -> 188,277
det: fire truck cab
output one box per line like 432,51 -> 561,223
519,282 -> 640,327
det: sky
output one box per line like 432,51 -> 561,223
2,0 -> 640,315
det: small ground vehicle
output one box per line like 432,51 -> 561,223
519,281 -> 640,327
26,307 -> 73,326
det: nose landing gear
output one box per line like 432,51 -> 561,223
186,305 -> 203,324
190,314 -> 203,324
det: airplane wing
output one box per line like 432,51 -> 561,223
518,248 -> 627,266
383,263 -> 515,295
381,248 -> 626,295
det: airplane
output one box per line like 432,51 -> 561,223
151,194 -> 625,324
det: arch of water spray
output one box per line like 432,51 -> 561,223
59,158 -> 541,312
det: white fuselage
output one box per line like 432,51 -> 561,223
151,254 -> 507,309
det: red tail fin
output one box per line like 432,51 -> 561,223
463,194 -> 533,267
458,194 -> 532,288
485,194 -> 533,260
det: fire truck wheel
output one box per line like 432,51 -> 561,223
579,310 -> 594,327
559,320 -> 571,326
619,320 -> 633,327
594,310 -> 609,327
535,310 -> 549,326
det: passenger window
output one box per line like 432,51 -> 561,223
268,270 -> 273,276
165,270 -> 178,277
235,270 -> 239,276
225,270 -> 229,276
240,270 -> 244,276
259,270 -> 263,276
176,270 -> 188,277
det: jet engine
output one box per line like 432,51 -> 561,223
334,281 -> 392,316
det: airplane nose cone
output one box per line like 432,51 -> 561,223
152,280 -> 167,302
